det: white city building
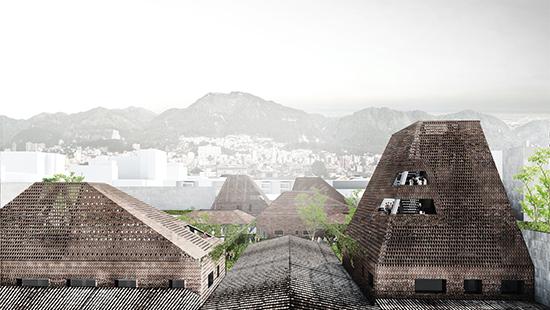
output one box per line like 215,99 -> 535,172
0,151 -> 66,182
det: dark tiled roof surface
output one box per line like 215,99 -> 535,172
201,236 -> 373,310
376,299 -> 548,310
292,177 -> 347,204
186,210 -> 256,225
0,286 -> 202,310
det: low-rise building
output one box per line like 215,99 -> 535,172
211,175 -> 270,216
0,182 -> 225,301
256,191 -> 349,239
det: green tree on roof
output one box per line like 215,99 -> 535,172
43,172 -> 85,183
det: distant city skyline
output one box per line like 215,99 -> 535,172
1,0 -> 549,119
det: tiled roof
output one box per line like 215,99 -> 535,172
211,175 -> 270,215
91,183 -> 219,259
292,177 -> 346,204
376,299 -> 548,310
0,286 -> 202,310
201,236 -> 373,310
186,210 -> 256,225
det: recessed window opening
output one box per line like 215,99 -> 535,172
169,279 -> 185,288
274,230 -> 284,237
398,199 -> 436,214
501,280 -> 524,295
464,279 -> 482,294
415,279 -> 446,294
208,272 -> 214,287
394,171 -> 428,186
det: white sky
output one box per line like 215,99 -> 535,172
0,0 -> 549,119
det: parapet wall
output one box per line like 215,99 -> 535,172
522,230 -> 550,306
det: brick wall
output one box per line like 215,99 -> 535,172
522,230 -> 550,306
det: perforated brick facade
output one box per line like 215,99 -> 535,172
0,182 -> 225,300
344,121 -> 534,301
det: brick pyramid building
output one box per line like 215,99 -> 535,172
211,175 -> 270,215
344,121 -> 534,301
0,182 -> 224,300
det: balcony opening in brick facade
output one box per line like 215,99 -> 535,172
378,198 -> 436,215
393,171 -> 428,186
501,280 -> 524,295
415,279 -> 446,294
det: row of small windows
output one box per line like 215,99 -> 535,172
413,279 -> 524,295
364,273 -> 524,295
16,278 -> 186,289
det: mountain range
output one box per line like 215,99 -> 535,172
0,92 -> 547,154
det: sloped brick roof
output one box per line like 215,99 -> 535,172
292,177 -> 346,204
376,299 -> 547,310
0,182 -> 219,260
201,236 -> 373,310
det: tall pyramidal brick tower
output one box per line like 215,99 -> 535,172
344,121 -> 534,301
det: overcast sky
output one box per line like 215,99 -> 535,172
0,0 -> 549,119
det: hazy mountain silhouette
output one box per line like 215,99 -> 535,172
0,92 -> 545,153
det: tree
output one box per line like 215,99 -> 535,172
311,160 -> 328,177
297,191 -> 328,240
178,212 -> 255,270
43,172 -> 85,183
296,190 -> 358,260
514,147 -> 550,232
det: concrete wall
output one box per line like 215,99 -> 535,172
118,186 -> 217,210
522,230 -> 550,306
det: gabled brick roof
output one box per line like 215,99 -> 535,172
0,182 -> 219,260
201,236 -> 374,310
292,177 -> 346,204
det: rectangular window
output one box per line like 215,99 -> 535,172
274,230 -> 284,237
501,280 -> 524,295
208,272 -> 214,287
67,279 -> 96,287
367,272 -> 374,288
464,279 -> 482,294
169,279 -> 185,288
217,265 -> 220,278
115,279 -> 137,288
17,278 -> 50,287
415,279 -> 446,293
393,171 -> 428,186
